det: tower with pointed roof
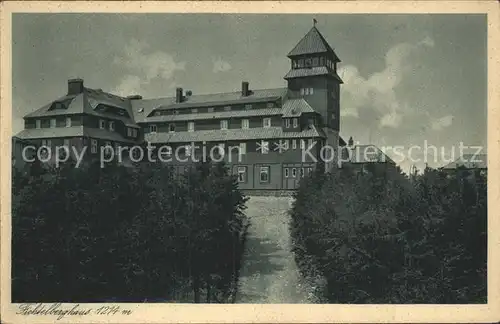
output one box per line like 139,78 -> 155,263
284,23 -> 343,169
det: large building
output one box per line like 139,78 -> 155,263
15,25 -> 347,190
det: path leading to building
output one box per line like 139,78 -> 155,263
235,196 -> 313,303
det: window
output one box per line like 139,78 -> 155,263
63,139 -> 70,148
217,143 -> 225,155
150,124 -> 157,133
220,120 -> 228,130
127,128 -> 132,137
283,139 -> 289,150
133,129 -> 138,137
99,119 -> 106,129
173,110 -> 179,115
169,124 -> 176,133
309,87 -> 314,95
259,140 -> 269,154
300,168 -> 305,178
305,88 -> 310,95
239,142 -> 246,154
65,117 -> 71,127
320,57 -> 324,66
155,111 -> 161,116
292,168 -> 297,178
305,58 -> 312,67
36,120 -> 41,129
292,140 -> 297,149
224,106 -> 231,112
308,139 -> 314,148
41,139 -> 52,147
308,167 -> 313,175
50,118 -> 56,128
298,59 -> 304,68
300,88 -> 305,96
285,119 -> 291,128
208,107 -> 214,113
245,104 -> 252,110
237,166 -> 247,183
300,139 -> 305,149
185,145 -> 192,157
263,118 -> 271,128
267,102 -> 275,108
312,57 -> 319,66
109,121 -> 115,131
259,166 -> 270,183
188,121 -> 194,132
91,139 -> 97,153
292,60 -> 297,68
285,168 -> 289,178
192,108 -> 198,113
293,118 -> 298,128
242,119 -> 249,129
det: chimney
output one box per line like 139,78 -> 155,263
127,95 -> 143,100
68,78 -> 84,95
348,136 -> 354,147
241,81 -> 249,97
176,87 -> 183,103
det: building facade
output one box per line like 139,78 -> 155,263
15,26 -> 346,190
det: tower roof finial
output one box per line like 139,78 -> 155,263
313,18 -> 317,27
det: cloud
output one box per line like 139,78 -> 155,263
212,58 -> 232,73
431,115 -> 454,131
112,39 -> 186,96
339,37 -> 435,129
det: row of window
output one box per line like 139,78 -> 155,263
152,102 -> 277,117
149,117 -> 301,133
36,118 -> 72,129
236,166 -> 313,183
300,88 -> 314,96
36,118 -> 138,138
292,56 -> 337,70
170,138 -> 315,157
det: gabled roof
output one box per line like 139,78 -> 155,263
442,153 -> 487,170
281,99 -> 315,117
131,88 -> 288,123
24,88 -> 136,124
287,27 -> 340,61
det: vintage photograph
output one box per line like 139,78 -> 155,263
2,1 -> 498,322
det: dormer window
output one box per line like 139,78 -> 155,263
298,59 -> 304,68
305,58 -> 312,67
208,107 -> 214,113
192,108 -> 198,113
312,57 -> 319,66
150,125 -> 157,133
293,118 -> 298,128
320,57 -> 325,66
224,106 -> 231,112
245,104 -> 252,110
50,118 -> 56,128
285,119 -> 291,128
99,119 -> 106,129
109,121 -> 115,131
266,102 -> 275,108
155,111 -> 161,116
65,117 -> 71,127
169,124 -> 176,133
36,120 -> 41,129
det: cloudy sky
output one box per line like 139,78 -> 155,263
12,14 -> 487,171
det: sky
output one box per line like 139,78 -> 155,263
12,13 -> 487,171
